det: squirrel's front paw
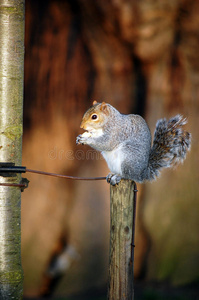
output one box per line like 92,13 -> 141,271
106,173 -> 122,185
76,132 -> 92,145
76,134 -> 84,145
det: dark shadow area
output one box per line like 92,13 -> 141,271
131,55 -> 147,117
24,280 -> 199,300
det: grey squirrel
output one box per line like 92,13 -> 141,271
76,101 -> 191,185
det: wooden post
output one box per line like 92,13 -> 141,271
108,179 -> 137,300
0,0 -> 25,298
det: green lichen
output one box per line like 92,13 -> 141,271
3,125 -> 23,140
0,270 -> 23,284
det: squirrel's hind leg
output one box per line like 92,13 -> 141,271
106,173 -> 122,185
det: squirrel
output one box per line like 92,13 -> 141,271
76,101 -> 191,185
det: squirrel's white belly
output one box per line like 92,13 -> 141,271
102,146 -> 124,175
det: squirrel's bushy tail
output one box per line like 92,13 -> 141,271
147,115 -> 191,180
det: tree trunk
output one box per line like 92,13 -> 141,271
0,0 -> 25,298
108,180 -> 136,300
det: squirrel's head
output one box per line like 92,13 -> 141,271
80,101 -> 110,131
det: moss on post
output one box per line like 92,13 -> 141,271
108,179 -> 136,300
0,0 -> 25,298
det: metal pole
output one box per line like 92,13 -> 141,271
0,0 -> 25,298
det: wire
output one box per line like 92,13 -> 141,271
0,183 -> 26,188
0,164 -> 107,189
26,168 -> 106,181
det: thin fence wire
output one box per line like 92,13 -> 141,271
0,166 -> 107,189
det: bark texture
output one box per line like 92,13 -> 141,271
0,0 -> 25,299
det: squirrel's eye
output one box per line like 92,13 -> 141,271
91,114 -> 98,120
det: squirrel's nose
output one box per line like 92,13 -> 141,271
80,121 -> 86,129
80,122 -> 90,131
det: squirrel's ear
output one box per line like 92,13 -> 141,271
100,102 -> 109,115
93,100 -> 98,105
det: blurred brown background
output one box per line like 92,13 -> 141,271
22,0 -> 199,298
